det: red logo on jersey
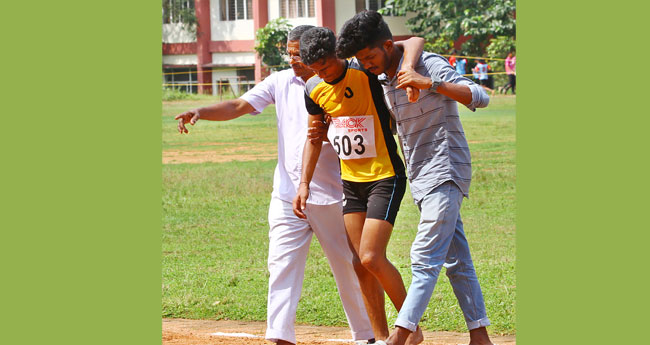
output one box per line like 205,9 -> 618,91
332,117 -> 366,129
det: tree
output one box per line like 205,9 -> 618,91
254,18 -> 293,72
383,0 -> 516,57
485,35 -> 516,87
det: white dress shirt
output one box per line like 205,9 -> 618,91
240,69 -> 343,205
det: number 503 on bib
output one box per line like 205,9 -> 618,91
327,115 -> 377,160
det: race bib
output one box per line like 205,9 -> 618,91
327,115 -> 377,160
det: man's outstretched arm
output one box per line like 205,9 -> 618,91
174,98 -> 256,134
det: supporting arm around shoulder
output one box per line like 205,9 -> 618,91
293,113 -> 325,219
174,98 -> 256,134
394,37 -> 424,71
394,37 -> 425,102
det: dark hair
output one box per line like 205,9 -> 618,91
299,27 -> 337,66
336,10 -> 393,59
288,25 -> 315,42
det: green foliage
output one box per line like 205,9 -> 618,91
485,36 -> 516,87
162,0 -> 197,36
254,18 -> 293,71
384,0 -> 516,56
486,36 -> 516,59
424,33 -> 455,55
162,87 -> 213,101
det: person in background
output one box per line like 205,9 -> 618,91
454,53 -> 468,77
448,52 -> 457,69
502,51 -> 516,94
473,59 -> 495,96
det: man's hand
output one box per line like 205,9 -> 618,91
307,117 -> 330,144
174,109 -> 200,134
397,64 -> 423,103
405,86 -> 420,103
292,184 -> 310,219
396,69 -> 433,92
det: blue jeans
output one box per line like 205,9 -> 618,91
395,181 -> 490,332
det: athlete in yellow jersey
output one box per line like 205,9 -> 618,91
292,27 -> 424,345
303,57 -> 403,183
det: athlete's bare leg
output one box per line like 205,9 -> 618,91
358,219 -> 407,311
345,212 -> 389,340
359,219 -> 423,344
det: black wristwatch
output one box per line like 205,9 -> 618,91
429,75 -> 443,93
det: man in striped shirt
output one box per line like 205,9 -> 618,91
336,11 -> 494,345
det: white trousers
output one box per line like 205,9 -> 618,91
265,197 -> 374,344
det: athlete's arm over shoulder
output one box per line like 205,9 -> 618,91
394,37 -> 425,102
394,36 -> 424,71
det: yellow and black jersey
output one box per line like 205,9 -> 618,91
304,59 -> 405,183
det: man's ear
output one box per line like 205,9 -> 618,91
383,39 -> 394,53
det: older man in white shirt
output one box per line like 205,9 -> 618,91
174,25 -> 373,345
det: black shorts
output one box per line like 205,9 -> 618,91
342,175 -> 407,225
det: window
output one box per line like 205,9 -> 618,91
355,0 -> 398,15
367,0 -> 385,11
220,0 -> 253,21
163,66 -> 198,94
280,0 -> 315,18
162,0 -> 195,24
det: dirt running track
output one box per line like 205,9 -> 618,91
163,319 -> 516,345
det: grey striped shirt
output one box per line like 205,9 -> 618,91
378,52 -> 490,203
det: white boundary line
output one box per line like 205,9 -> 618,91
209,331 -> 261,338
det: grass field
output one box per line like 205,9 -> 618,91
162,95 -> 516,334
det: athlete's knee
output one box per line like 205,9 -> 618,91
359,250 -> 384,273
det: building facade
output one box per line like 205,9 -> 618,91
162,0 -> 415,95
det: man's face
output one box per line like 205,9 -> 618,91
306,55 -> 343,83
355,43 -> 390,76
286,40 -> 313,80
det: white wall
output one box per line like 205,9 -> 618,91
162,23 -> 196,43
268,0 -> 280,19
210,52 -> 256,95
286,17 -> 318,27
211,68 -> 249,95
210,0 -> 255,40
211,52 -> 256,65
163,54 -> 198,65
334,0 -> 355,32
384,12 -> 416,36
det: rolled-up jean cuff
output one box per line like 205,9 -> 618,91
466,316 -> 491,330
394,318 -> 418,333
350,329 -> 375,341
